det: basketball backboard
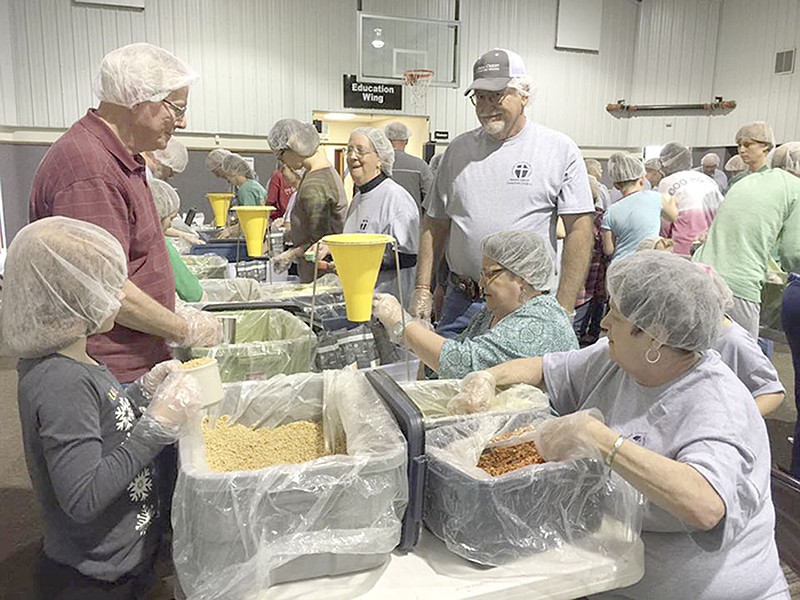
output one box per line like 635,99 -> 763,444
358,13 -> 459,88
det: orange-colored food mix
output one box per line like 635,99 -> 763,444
477,429 -> 545,476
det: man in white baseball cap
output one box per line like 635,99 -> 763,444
411,48 -> 594,339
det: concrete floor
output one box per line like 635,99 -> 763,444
0,348 -> 798,598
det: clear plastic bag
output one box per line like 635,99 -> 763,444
198,278 -> 265,303
259,274 -> 342,302
424,412 -> 643,567
173,370 -> 408,599
182,254 -> 228,279
176,309 -> 316,383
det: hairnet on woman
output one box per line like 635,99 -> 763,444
447,250 -> 789,599
218,152 -> 266,207
267,118 -> 347,282
373,230 -> 577,385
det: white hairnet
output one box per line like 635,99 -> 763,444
606,251 -> 729,352
481,230 -> 553,291
204,149 -> 232,173
429,153 -> 443,174
659,142 -> 692,176
644,158 -> 662,171
384,121 -> 410,141
221,152 -> 256,179
267,119 -> 320,157
608,153 -> 645,183
770,142 -> 800,177
150,179 -> 181,219
736,122 -> 775,149
1,217 -> 128,358
584,159 -> 602,180
93,43 -> 198,109
700,152 -> 719,167
724,155 -> 746,173
351,127 -> 394,176
153,137 -> 188,174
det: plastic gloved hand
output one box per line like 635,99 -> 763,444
447,370 -> 497,415
141,371 -> 201,439
137,359 -> 182,399
272,248 -> 301,273
532,409 -> 605,462
409,287 -> 433,321
270,217 -> 285,232
177,304 -> 223,347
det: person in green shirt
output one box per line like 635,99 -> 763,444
221,152 -> 267,207
727,122 -> 773,190
150,179 -> 205,302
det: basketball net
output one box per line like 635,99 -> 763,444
403,69 -> 434,110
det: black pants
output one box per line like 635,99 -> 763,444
37,552 -> 156,600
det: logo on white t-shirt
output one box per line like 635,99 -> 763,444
359,218 -> 369,231
508,162 -> 532,185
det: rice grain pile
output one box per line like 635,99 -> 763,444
181,357 -> 214,369
202,415 -> 329,472
477,428 -> 545,476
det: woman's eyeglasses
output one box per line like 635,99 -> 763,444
345,146 -> 376,157
162,98 -> 187,119
479,267 -> 506,284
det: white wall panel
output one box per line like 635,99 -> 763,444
0,0 -> 17,125
712,0 -> 800,145
625,0 -> 721,149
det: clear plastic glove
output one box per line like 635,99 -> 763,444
447,370 -> 496,415
177,304 -> 223,347
272,248 -> 301,273
532,409 -> 605,462
270,217 -> 285,232
409,287 -> 433,321
143,371 -> 201,439
136,359 -> 182,399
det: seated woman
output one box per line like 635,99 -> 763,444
451,251 -> 789,600
343,127 -> 420,303
150,179 -> 205,303
373,230 -> 578,379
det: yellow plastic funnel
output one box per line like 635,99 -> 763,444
322,233 -> 394,322
207,193 -> 234,227
234,206 -> 275,257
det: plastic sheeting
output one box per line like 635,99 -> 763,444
173,371 -> 408,599
259,275 -> 342,302
177,309 -> 316,383
182,254 -> 228,279
400,380 -> 551,427
198,278 -> 265,303
424,412 -> 643,567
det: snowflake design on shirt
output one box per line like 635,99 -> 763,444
127,467 -> 153,503
114,397 -> 135,432
134,504 -> 154,535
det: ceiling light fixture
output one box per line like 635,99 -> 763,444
323,112 -> 358,121
371,28 -> 385,49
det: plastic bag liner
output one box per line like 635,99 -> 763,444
182,254 -> 228,279
424,412 -> 643,568
176,309 -> 316,383
259,274 -> 342,302
399,380 -> 551,428
199,278 -> 266,303
172,370 -> 408,599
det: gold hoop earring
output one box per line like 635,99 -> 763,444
645,346 -> 662,364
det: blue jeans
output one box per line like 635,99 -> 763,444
573,297 -> 606,347
436,284 -> 484,340
782,274 -> 800,477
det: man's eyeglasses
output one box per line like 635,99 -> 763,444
162,98 -> 187,119
345,146 -> 376,157
469,90 -> 509,106
479,266 -> 506,284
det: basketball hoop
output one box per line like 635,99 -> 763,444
403,69 -> 434,109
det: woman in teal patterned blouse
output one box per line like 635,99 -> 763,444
373,230 -> 578,379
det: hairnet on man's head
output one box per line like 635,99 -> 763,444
204,148 -> 232,173
384,121 -> 410,141
644,158 -> 662,172
736,122 -> 775,149
93,43 -> 198,109
584,159 -> 602,180
153,137 -> 188,174
770,142 -> 800,177
700,153 -> 720,167
659,142 -> 692,176
608,153 -> 646,183
606,251 -> 729,352
351,127 -> 394,175
220,152 -> 256,179
267,119 -> 320,157
481,230 -> 553,291
150,179 -> 181,219
1,217 -> 128,358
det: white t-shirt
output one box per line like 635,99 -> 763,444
543,339 -> 787,600
426,121 -> 593,281
658,170 -> 723,255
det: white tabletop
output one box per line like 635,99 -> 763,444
266,520 -> 644,600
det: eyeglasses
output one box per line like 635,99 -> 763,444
345,146 -> 376,157
469,90 -> 509,106
162,98 -> 187,119
479,266 -> 506,284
